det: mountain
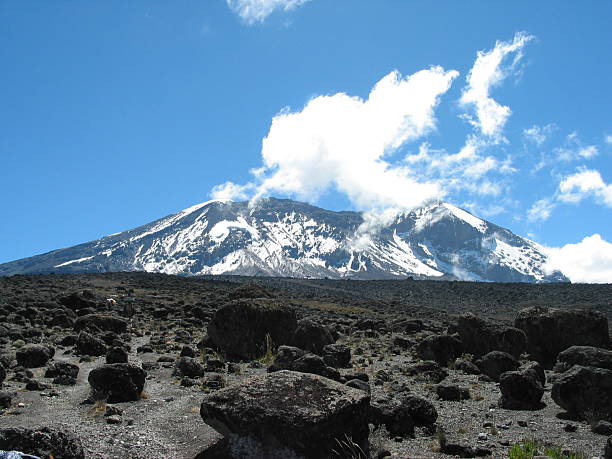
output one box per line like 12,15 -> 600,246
0,198 -> 568,282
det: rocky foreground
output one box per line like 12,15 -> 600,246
0,273 -> 611,458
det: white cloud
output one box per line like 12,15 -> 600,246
527,198 -> 555,222
210,181 -> 254,200
545,234 -> 612,283
523,124 -> 556,146
528,168 -> 612,222
210,34 -> 540,229
606,134 -> 612,145
557,168 -> 612,206
226,0 -> 311,24
555,132 -> 599,162
459,32 -> 533,142
245,67 -> 459,210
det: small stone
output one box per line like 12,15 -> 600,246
106,415 -> 123,424
564,423 -> 577,432
517,420 -> 528,427
478,433 -> 487,441
104,405 -> 123,417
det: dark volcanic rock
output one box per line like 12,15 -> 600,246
228,283 -> 274,300
552,365 -> 612,421
76,331 -> 107,356
498,369 -> 544,410
606,436 -> 612,459
207,299 -> 297,360
402,395 -> 438,426
0,426 -> 85,459
458,313 -> 527,358
88,363 -> 146,403
436,383 -> 470,401
370,394 -> 415,437
269,346 -> 340,381
200,370 -> 370,458
16,344 -> 54,368
269,345 -> 305,369
416,334 -> 464,366
175,357 -> 205,378
322,343 -> 351,368
0,391 -> 12,409
290,354 -> 341,381
554,346 -> 612,373
520,361 -> 546,387
59,291 -> 97,311
0,363 -> 5,386
106,346 -> 129,364
45,361 -> 80,385
73,314 -> 128,334
454,357 -> 481,375
515,307 -> 609,367
475,351 -> 519,382
293,318 -> 335,355
406,361 -> 448,383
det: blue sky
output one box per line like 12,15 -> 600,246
1,1 -> 611,281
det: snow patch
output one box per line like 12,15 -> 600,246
55,256 -> 94,267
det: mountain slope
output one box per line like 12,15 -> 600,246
0,198 -> 568,282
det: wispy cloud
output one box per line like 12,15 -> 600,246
527,197 -> 555,222
226,0 -> 311,24
527,167 -> 612,222
555,132 -> 599,162
523,124 -> 556,146
459,32 -> 533,142
545,234 -> 612,283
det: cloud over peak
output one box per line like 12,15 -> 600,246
214,67 -> 459,210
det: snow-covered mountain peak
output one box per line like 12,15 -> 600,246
0,198 -> 568,283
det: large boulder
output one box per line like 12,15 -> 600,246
515,307 -> 609,367
416,334 -> 464,366
552,365 -> 612,422
475,351 -> 519,382
555,346 -> 612,373
75,331 -> 107,356
73,314 -> 127,334
200,370 -> 370,458
457,314 -> 526,358
268,346 -> 340,381
369,394 -> 415,437
293,318 -> 335,355
88,363 -> 146,403
0,426 -> 84,459
16,344 -> 54,368
207,300 -> 297,360
498,369 -> 544,410
322,344 -> 351,368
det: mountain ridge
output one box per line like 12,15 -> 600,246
0,198 -> 568,282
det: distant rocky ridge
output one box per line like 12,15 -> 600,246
0,198 -> 568,282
